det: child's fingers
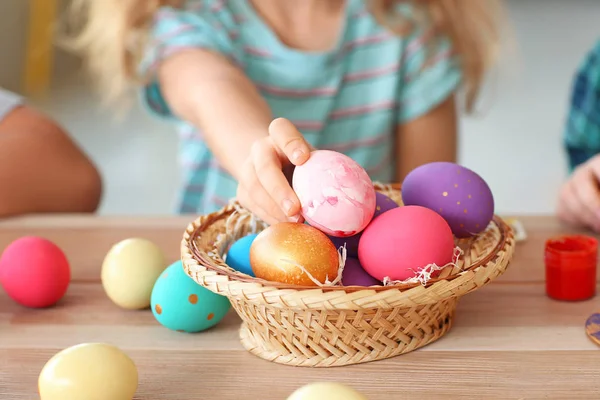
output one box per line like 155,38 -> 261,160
237,187 -> 277,226
238,160 -> 289,224
574,170 -> 600,226
237,180 -> 281,226
562,179 -> 599,231
251,139 -> 301,219
268,118 -> 311,166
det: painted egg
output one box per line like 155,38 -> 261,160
38,343 -> 138,400
250,222 -> 340,286
225,234 -> 258,276
329,192 -> 399,257
0,236 -> 70,308
151,261 -> 231,332
401,162 -> 494,238
341,257 -> 381,287
287,382 -> 368,400
358,206 -> 455,281
292,150 -> 376,237
101,238 -> 167,310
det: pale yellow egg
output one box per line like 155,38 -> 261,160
287,382 -> 368,400
38,343 -> 138,400
101,238 -> 167,309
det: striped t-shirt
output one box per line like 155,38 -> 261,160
140,0 -> 462,215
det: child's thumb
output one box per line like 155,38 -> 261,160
268,118 -> 312,166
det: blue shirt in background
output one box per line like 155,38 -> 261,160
564,39 -> 600,172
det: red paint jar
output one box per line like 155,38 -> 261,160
545,235 -> 598,301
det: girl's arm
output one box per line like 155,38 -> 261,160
0,105 -> 102,217
159,49 -> 276,181
395,96 -> 458,181
158,49 -> 311,223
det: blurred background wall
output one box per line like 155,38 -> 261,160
0,0 -> 29,93
2,0 -> 600,216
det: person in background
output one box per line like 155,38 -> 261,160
0,88 -> 102,217
557,39 -> 600,232
70,0 -> 502,224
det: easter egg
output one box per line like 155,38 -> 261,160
0,236 -> 70,308
38,343 -> 138,400
101,238 -> 167,310
328,234 -> 361,258
287,382 -> 368,400
250,222 -> 340,286
401,162 -> 494,238
358,206 -> 455,281
292,150 -> 376,237
151,260 -> 231,332
329,192 -> 399,257
371,191 -> 401,217
225,234 -> 258,276
341,257 -> 381,286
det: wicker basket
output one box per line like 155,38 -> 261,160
180,183 -> 515,367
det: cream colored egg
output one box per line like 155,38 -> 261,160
38,343 -> 138,400
287,382 -> 368,400
101,238 -> 166,309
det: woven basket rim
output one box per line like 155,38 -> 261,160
183,183 -> 511,293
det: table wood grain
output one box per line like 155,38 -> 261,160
1,215 -> 599,399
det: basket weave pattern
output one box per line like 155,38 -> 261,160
235,297 -> 458,367
181,184 -> 515,367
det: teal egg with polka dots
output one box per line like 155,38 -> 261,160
150,260 -> 231,333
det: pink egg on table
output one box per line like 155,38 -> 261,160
0,236 -> 70,308
292,150 -> 376,237
341,257 -> 381,287
329,192 -> 399,256
358,206 -> 455,281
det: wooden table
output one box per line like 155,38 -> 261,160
1,215 -> 599,399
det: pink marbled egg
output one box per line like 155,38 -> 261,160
292,150 -> 376,237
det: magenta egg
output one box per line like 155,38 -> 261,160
401,162 -> 494,238
0,236 -> 70,308
292,150 -> 376,237
358,206 -> 455,281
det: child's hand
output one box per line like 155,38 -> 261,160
236,118 -> 312,225
557,154 -> 600,232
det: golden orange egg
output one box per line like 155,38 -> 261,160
250,222 -> 340,286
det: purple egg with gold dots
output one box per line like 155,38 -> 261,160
328,192 -> 399,257
401,162 -> 494,238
